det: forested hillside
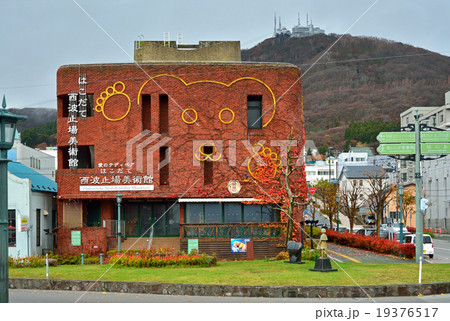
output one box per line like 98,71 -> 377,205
242,34 -> 450,149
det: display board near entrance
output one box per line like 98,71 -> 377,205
187,239 -> 198,254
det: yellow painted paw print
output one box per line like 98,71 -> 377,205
195,142 -> 222,162
247,143 -> 281,180
95,81 -> 131,121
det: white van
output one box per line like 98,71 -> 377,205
403,234 -> 434,259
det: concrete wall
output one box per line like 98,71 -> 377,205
134,41 -> 241,62
423,155 -> 450,233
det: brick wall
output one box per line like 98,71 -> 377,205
56,227 -> 107,256
56,63 -> 304,201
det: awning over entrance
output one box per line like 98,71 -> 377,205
178,198 -> 258,203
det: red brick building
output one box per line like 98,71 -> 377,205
56,57 -> 304,258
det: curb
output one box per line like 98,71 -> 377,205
9,278 -> 450,298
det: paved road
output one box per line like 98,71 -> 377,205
8,289 -> 450,303
327,243 -> 415,263
432,236 -> 450,264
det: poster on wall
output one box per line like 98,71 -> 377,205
188,239 -> 199,254
231,238 -> 251,253
71,231 -> 81,246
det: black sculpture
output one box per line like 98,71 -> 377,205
285,241 -> 305,264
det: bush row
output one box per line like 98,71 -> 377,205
406,227 -> 436,238
108,253 -> 217,268
326,230 -> 416,258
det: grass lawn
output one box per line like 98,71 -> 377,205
8,260 -> 450,286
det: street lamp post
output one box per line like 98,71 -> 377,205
336,192 -> 340,232
0,96 -> 27,303
327,147 -> 334,182
399,186 -> 404,244
116,192 -> 123,254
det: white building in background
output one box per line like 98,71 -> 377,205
399,91 -> 450,233
8,162 -> 57,258
10,133 -> 56,181
337,151 -> 369,178
305,157 -> 337,185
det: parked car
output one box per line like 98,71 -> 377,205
393,231 -> 411,242
364,215 -> 376,225
334,227 -> 349,233
387,222 -> 409,234
403,234 -> 434,259
368,229 -> 388,239
355,228 -> 376,236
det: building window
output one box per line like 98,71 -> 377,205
247,95 -> 262,129
203,146 -> 213,185
8,210 -> 16,247
142,94 -> 151,131
185,203 -> 277,223
119,201 -> 180,237
159,94 -> 169,134
36,209 -> 41,247
440,114 -> 444,123
401,173 -> 407,182
59,94 -> 95,117
159,146 -> 169,185
60,145 -> 95,169
408,171 -> 413,181
86,200 -> 102,227
401,160 -> 406,168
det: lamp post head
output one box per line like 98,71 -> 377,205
336,192 -> 340,202
0,95 -> 27,150
116,192 -> 123,204
399,186 -> 404,196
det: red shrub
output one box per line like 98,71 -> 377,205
326,230 -> 415,258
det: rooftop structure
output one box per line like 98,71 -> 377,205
134,40 -> 241,62
274,13 -> 325,39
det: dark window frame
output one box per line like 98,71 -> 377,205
117,201 -> 180,237
247,95 -> 262,129
185,203 -> 278,224
60,93 -> 95,118
36,209 -> 41,247
8,210 -> 16,247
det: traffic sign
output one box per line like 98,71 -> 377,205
377,144 -> 415,155
421,131 -> 450,143
376,132 -> 415,143
308,188 -> 316,195
421,143 -> 450,154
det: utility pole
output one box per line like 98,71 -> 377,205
414,110 -> 423,263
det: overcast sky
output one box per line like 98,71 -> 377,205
1,0 -> 449,110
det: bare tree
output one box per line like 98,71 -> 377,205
339,179 -> 363,233
366,168 -> 393,237
313,179 -> 338,230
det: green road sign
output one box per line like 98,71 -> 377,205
421,131 -> 450,143
421,143 -> 450,154
377,144 -> 415,155
377,132 -> 415,143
